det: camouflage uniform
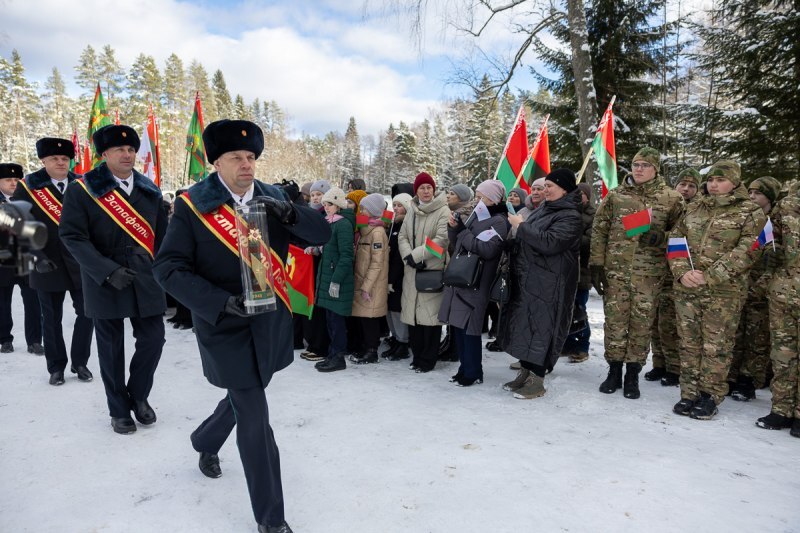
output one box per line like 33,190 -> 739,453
669,162 -> 766,405
729,177 -> 782,389
767,190 -> 800,419
590,154 -> 684,366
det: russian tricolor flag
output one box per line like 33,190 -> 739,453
667,237 -> 690,260
752,218 -> 774,250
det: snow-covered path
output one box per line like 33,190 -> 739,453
1,292 -> 798,532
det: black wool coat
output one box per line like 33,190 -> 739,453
153,174 -> 331,390
13,169 -> 83,292
387,218 -> 404,312
59,163 -> 168,319
498,189 -> 583,370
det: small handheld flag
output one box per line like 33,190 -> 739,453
751,218 -> 775,251
355,214 -> 369,229
667,237 -> 695,270
424,237 -> 444,259
381,209 -> 394,225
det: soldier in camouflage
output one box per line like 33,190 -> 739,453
668,160 -> 765,420
728,177 -> 782,401
647,168 -> 701,386
756,184 -> 800,436
590,147 -> 684,399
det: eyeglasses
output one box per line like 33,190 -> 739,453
632,162 -> 653,170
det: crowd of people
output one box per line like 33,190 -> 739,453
2,121 -> 799,531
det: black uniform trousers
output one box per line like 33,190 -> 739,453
301,304 -> 329,356
93,315 -> 165,417
191,387 -> 285,527
38,289 -> 94,374
0,283 -> 42,346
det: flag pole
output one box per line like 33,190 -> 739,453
576,95 -> 616,184
492,105 -> 526,182
511,114 -> 549,191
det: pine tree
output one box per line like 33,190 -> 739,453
98,45 -> 125,105
74,45 -> 101,96
187,60 -> 217,122
43,67 -> 73,135
161,53 -> 189,186
416,118 -> 435,175
234,94 -> 248,119
125,53 -> 162,128
394,121 -> 417,182
211,69 -> 234,120
342,116 -> 363,185
2,50 -> 41,167
462,75 -> 503,188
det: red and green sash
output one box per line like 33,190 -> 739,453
76,178 -> 156,257
180,193 -> 291,313
19,180 -> 63,225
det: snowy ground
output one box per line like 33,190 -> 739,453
1,291 -> 799,533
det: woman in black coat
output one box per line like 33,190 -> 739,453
498,169 -> 583,399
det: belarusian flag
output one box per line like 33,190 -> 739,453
186,92 -> 208,182
622,208 -> 651,237
286,244 -> 314,318
381,209 -> 394,224
425,236 -> 444,259
355,214 -> 369,229
493,106 -> 531,194
137,106 -> 161,186
592,99 -> 617,197
86,83 -> 111,170
520,115 -> 550,187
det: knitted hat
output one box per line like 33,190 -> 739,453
632,147 -> 661,173
707,160 -> 742,187
360,193 -> 386,217
346,189 -> 367,211
677,168 -> 701,186
36,137 -> 74,159
202,120 -> 263,163
413,172 -> 436,194
0,163 -> 23,179
449,183 -> 473,203
576,183 -> 593,201
748,176 -> 781,204
392,193 -> 413,215
476,180 -> 506,204
300,182 -> 312,196
531,177 -> 546,190
321,187 -> 348,209
93,124 -> 141,154
545,168 -> 577,193
310,179 -> 331,194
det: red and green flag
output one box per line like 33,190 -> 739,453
592,99 -> 617,198
186,92 -> 208,182
355,214 -> 369,229
494,106 -> 531,194
622,208 -> 651,237
520,115 -> 551,188
86,83 -> 111,170
70,130 -> 79,172
381,209 -> 394,225
286,244 -> 314,318
425,236 -> 444,259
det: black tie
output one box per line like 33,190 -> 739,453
57,182 -> 65,193
121,180 -> 128,191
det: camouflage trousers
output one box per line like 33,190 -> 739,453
674,289 -> 744,405
729,298 -> 771,387
768,282 -> 800,419
602,274 -> 661,364
650,289 -> 680,374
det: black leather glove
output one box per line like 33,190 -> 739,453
764,247 -> 783,270
404,255 -> 418,269
639,230 -> 666,247
106,267 -> 137,290
223,295 -> 250,318
34,258 -> 57,273
590,265 -> 608,296
250,196 -> 297,224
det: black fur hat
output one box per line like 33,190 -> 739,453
36,137 -> 75,159
0,163 -> 24,179
93,125 -> 140,154
203,120 -> 264,164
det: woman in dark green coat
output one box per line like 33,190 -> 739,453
310,186 -> 355,372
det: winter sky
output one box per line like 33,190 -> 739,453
2,0 -> 709,137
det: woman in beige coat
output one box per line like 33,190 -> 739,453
398,172 -> 450,373
350,193 -> 390,364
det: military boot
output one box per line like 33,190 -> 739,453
599,362 -> 623,394
316,353 -> 346,373
644,366 -> 666,382
689,392 -> 718,420
755,412 -> 793,430
791,419 -> 800,438
660,372 -> 680,387
623,363 -> 642,399
731,375 -> 756,402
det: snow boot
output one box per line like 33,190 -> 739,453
599,362 -> 623,394
791,419 -> 800,438
316,353 -> 346,373
673,398 -> 694,416
502,368 -> 531,392
381,340 -> 399,358
623,363 -> 642,399
455,374 -> 483,387
756,412 -> 793,430
485,340 -> 503,352
660,371 -> 680,387
513,374 -> 546,399
509,361 -> 521,370
387,342 -> 410,361
351,349 -> 379,364
569,351 -> 589,363
644,366 -> 666,382
731,375 -> 756,402
689,392 -> 718,420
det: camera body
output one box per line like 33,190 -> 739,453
0,201 -> 48,277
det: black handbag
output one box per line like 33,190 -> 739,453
443,250 -> 483,289
489,252 -> 510,304
412,212 -> 445,293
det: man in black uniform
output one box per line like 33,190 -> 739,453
0,163 -> 43,355
60,125 -> 167,434
13,138 -> 94,385
153,119 -> 330,533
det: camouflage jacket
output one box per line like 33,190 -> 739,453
744,204 -> 782,302
589,175 -> 684,278
769,191 -> 800,302
669,184 -> 765,296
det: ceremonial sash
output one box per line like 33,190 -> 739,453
180,193 -> 291,313
76,179 -> 156,258
19,180 -> 63,225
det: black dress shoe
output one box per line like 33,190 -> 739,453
0,342 -> 13,353
70,365 -> 93,382
111,417 -> 137,434
49,370 -> 65,386
28,343 -> 45,355
258,521 -> 293,533
132,400 -> 157,425
198,452 -> 222,478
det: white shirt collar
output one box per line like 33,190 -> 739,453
51,177 -> 68,192
113,173 -> 134,195
217,174 -> 254,207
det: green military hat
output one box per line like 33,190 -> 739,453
677,168 -> 701,186
748,176 -> 781,204
632,147 -> 661,173
706,160 -> 741,187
